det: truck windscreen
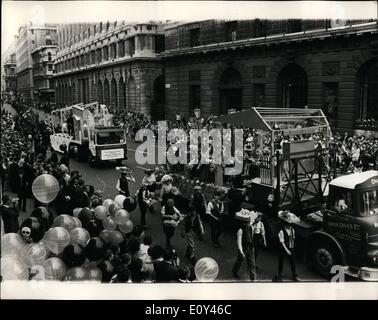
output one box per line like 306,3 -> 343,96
96,131 -> 124,145
359,189 -> 378,216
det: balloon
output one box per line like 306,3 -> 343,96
31,206 -> 54,230
118,220 -> 134,234
114,195 -> 126,207
94,206 -> 108,220
86,219 -> 103,238
62,244 -> 86,268
86,266 -> 102,282
99,229 -> 112,243
43,227 -> 70,255
53,214 -> 76,232
114,209 -> 130,225
1,233 -> 26,256
32,174 -> 59,204
70,227 -> 90,247
108,202 -> 121,216
72,217 -> 82,228
78,207 -> 94,227
194,257 -> 219,282
65,267 -> 89,281
1,255 -> 29,280
103,217 -> 117,231
73,208 -> 83,218
102,199 -> 114,209
20,242 -> 48,267
109,230 -> 124,246
123,196 -> 137,212
20,217 -> 46,243
43,257 -> 66,280
85,237 -> 106,262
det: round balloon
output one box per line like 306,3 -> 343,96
109,230 -> 124,246
73,208 -> 83,218
99,229 -> 112,243
43,257 -> 66,280
103,217 -> 117,231
53,214 -> 76,232
114,209 -> 129,225
31,206 -> 54,230
102,199 -> 114,209
1,233 -> 26,256
43,227 -> 70,255
86,266 -> 102,282
65,267 -> 89,281
118,220 -> 133,234
94,206 -> 108,220
194,257 -> 219,282
108,202 -> 121,216
62,244 -> 86,268
78,207 -> 94,227
1,255 -> 29,280
123,196 -> 137,212
86,219 -> 103,238
85,237 -> 106,262
20,217 -> 45,243
72,217 -> 82,228
32,174 -> 59,204
114,195 -> 126,207
20,242 -> 48,268
70,227 -> 90,247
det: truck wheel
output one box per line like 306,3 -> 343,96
88,153 -> 96,167
311,241 -> 340,278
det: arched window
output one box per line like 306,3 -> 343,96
277,63 -> 308,108
128,76 -> 137,111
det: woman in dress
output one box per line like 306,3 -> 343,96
161,199 -> 182,250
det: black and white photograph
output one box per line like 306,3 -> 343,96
1,0 -> 377,301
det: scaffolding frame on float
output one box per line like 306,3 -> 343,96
215,107 -> 335,214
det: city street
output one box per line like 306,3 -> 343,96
2,102 -> 323,282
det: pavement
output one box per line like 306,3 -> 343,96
1,102 -> 324,282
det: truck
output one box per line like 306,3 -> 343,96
172,108 -> 378,280
50,102 -> 127,166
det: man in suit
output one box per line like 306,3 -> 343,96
152,247 -> 179,283
1,194 -> 20,234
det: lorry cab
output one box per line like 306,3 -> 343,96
88,126 -> 127,164
322,171 -> 378,279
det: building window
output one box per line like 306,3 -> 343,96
225,21 -> 238,42
48,64 -> 53,71
189,85 -> 201,111
97,48 -> 102,62
155,35 -> 165,53
46,39 -> 52,45
287,19 -> 302,33
253,84 -> 265,107
127,38 -> 135,56
111,43 -> 117,59
190,28 -> 200,47
118,41 -> 125,57
46,29 -> 50,36
48,52 -> 52,61
31,40 -> 35,45
103,47 -> 109,60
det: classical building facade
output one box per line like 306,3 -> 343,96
15,23 -> 58,100
53,21 -> 165,118
31,45 -> 57,103
3,53 -> 17,93
161,19 -> 377,130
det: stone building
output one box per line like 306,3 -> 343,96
161,19 -> 377,130
31,45 -> 57,103
2,53 -> 17,93
53,21 -> 166,118
15,23 -> 58,100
